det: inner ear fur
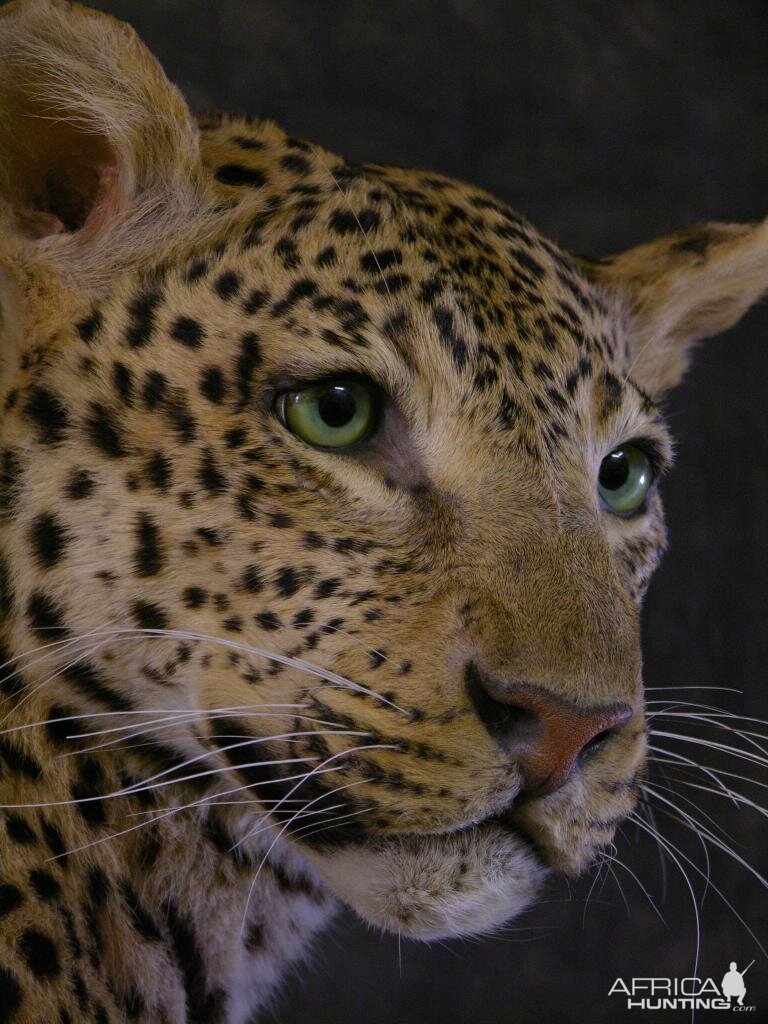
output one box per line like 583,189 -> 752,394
0,0 -> 205,276
583,218 -> 768,395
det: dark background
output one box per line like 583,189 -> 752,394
86,3 -> 768,1021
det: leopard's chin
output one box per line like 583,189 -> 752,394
303,818 -> 547,941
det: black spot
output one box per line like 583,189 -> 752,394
281,153 -> 311,174
41,819 -> 68,862
303,531 -> 326,550
0,965 -> 23,1020
87,865 -> 110,907
134,512 -> 165,577
29,869 -> 61,901
255,611 -> 281,631
132,600 -> 169,630
245,921 -> 265,951
329,208 -> 380,235
186,258 -> 209,281
63,662 -> 134,714
126,287 -> 162,349
314,577 -> 340,599
361,248 -> 402,273
146,451 -> 172,491
292,608 -> 314,628
200,366 -> 227,403
66,468 -> 95,500
243,288 -> 269,314
119,881 -> 162,941
165,901 -> 226,1023
275,566 -> 302,598
166,394 -> 197,444
5,813 -> 36,844
225,426 -> 247,448
44,703 -> 84,746
71,759 -> 107,827
18,928 -> 60,980
0,883 -> 23,917
0,738 -> 42,781
271,278 -> 317,317
433,306 -> 468,371
274,236 -> 300,269
375,273 -> 410,294
112,362 -> 134,404
241,566 -> 263,594
23,386 -> 69,444
215,271 -> 241,300
30,512 -> 68,569
198,450 -> 227,495
26,591 -> 66,639
86,402 -> 126,458
74,310 -> 102,345
72,971 -> 88,1011
142,370 -> 167,409
235,332 -> 262,407
215,164 -> 267,187
315,246 -> 337,268
234,136 -> 265,151
269,512 -> 293,529
124,990 -> 146,1019
171,316 -> 205,349
182,586 -> 208,609
602,370 -> 624,412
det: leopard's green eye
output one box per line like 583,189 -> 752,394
281,380 -> 376,449
598,444 -> 653,515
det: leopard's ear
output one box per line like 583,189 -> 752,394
582,219 -> 768,395
0,0 -> 203,283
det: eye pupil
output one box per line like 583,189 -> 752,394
318,387 -> 356,428
598,449 -> 630,491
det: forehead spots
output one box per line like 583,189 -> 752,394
329,208 -> 380,236
23,386 -> 69,445
132,599 -> 169,630
86,402 -> 126,459
171,316 -> 205,349
126,285 -> 162,349
215,163 -> 267,188
30,512 -> 68,569
200,366 -> 227,404
134,512 -> 165,577
214,270 -> 242,301
76,309 -> 103,344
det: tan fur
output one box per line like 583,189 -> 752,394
0,3 -> 765,1022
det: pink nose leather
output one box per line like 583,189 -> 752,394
466,666 -> 633,796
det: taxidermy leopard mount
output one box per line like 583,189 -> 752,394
0,1 -> 766,1021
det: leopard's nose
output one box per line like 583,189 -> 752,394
466,663 -> 634,796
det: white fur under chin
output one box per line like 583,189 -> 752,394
306,823 -> 546,941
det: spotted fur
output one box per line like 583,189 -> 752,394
0,2 -> 766,1022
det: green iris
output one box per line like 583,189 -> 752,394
282,380 -> 375,449
598,444 -> 653,515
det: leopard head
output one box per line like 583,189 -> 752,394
1,0 -> 766,940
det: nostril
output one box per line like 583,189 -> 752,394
578,727 -> 613,762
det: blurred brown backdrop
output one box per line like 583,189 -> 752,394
75,3 -> 768,1021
